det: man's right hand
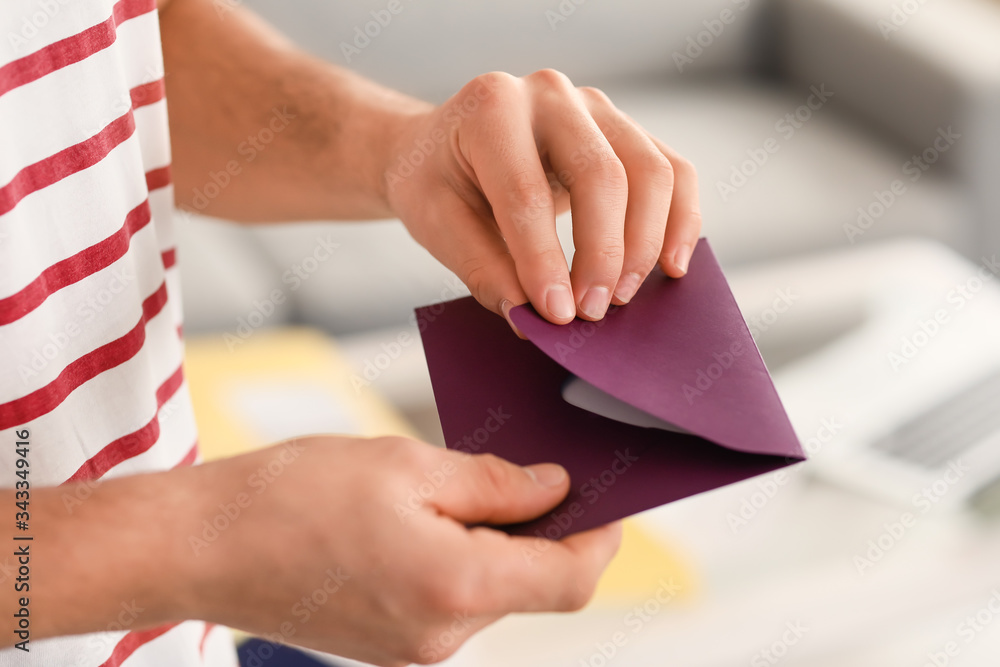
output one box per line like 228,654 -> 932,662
29,436 -> 621,665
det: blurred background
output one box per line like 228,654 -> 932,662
176,0 -> 1000,665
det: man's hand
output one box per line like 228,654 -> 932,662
26,437 -> 621,665
384,70 -> 703,329
162,3 -> 701,332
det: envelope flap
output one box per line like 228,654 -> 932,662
509,239 -> 803,459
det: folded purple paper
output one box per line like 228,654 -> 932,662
416,238 -> 804,538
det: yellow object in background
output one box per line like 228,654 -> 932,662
183,327 -> 417,462
593,518 -> 697,605
183,326 -> 696,609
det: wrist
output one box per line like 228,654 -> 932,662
362,91 -> 434,218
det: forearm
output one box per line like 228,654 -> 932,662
1,469 -> 207,645
159,0 -> 431,222
0,434 -> 619,662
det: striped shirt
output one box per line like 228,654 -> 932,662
1,0 -> 236,663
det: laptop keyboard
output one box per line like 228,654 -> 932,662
872,370 -> 1000,469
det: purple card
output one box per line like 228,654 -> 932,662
415,239 -> 804,538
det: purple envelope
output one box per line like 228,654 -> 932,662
415,239 -> 804,538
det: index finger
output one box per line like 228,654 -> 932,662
456,74 -> 576,325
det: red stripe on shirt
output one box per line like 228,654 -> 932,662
174,440 -> 199,469
145,165 -> 172,191
98,623 -> 180,667
0,281 -> 169,430
0,0 -> 155,99
129,78 -> 165,109
198,622 -> 218,656
0,200 -> 151,325
0,110 -> 136,217
63,363 -> 185,483
161,247 -> 177,269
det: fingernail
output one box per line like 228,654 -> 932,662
500,299 -> 527,339
580,286 -> 611,320
613,272 -> 642,304
545,284 -> 576,321
673,244 -> 692,275
525,463 -> 567,488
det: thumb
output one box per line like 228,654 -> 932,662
430,453 -> 570,526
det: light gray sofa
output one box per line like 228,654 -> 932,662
175,0 -> 1000,336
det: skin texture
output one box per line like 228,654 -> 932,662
22,437 -> 621,665
2,0 -> 702,663
158,0 -> 702,327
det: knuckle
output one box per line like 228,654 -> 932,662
535,246 -> 569,273
597,242 -> 626,267
635,235 -> 665,270
460,71 -> 515,113
381,436 -> 432,470
685,207 -> 705,232
424,564 -> 480,616
599,113 -> 634,143
475,453 -> 514,498
640,151 -> 675,186
670,154 -> 698,181
579,236 -> 625,274
458,255 -> 497,300
590,154 -> 628,190
507,180 -> 555,229
529,67 -> 574,89
578,85 -> 613,107
473,70 -> 517,93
